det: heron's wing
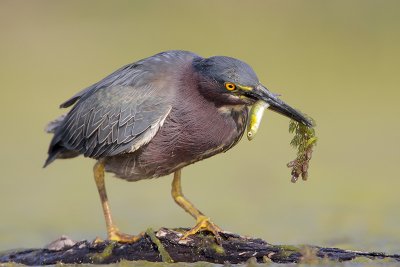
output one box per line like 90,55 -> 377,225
46,51 -> 198,164
60,50 -> 198,109
60,64 -> 139,108
55,84 -> 172,159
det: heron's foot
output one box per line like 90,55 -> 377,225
181,216 -> 223,243
108,226 -> 143,243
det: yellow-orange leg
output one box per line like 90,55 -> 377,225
171,169 -> 223,243
93,160 -> 142,243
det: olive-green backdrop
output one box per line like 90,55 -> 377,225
0,0 -> 399,254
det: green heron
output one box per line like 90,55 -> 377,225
45,50 -> 311,243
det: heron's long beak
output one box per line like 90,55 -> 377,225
251,84 -> 313,127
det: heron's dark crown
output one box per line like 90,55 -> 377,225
192,56 -> 259,88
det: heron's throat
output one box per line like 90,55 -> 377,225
216,104 -> 248,136
217,104 -> 246,116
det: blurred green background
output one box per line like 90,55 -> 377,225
0,0 -> 399,254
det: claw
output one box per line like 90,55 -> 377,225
181,216 -> 223,243
93,236 -> 104,244
108,226 -> 143,243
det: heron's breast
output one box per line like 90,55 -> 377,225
143,105 -> 247,167
105,104 -> 248,181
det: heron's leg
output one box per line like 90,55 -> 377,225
93,160 -> 142,243
171,169 -> 222,243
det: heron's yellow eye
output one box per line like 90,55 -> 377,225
225,82 -> 236,91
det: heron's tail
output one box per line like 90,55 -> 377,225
44,148 -> 60,167
44,115 -> 65,167
44,114 -> 79,167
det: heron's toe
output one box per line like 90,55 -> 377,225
181,216 -> 223,243
108,226 -> 143,243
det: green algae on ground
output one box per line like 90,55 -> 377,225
194,233 -> 225,256
209,242 -> 225,255
274,244 -> 301,258
145,228 -> 173,263
287,116 -> 317,183
89,241 -> 117,263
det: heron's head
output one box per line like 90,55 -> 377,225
192,56 -> 312,127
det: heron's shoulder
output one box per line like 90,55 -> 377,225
140,50 -> 200,67
149,50 -> 200,60
60,51 -> 199,109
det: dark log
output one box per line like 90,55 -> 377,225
0,228 -> 399,265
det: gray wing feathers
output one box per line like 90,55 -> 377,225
47,51 -> 196,163
45,114 -> 67,133
60,64 -> 140,108
59,84 -> 171,158
59,50 -> 197,109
